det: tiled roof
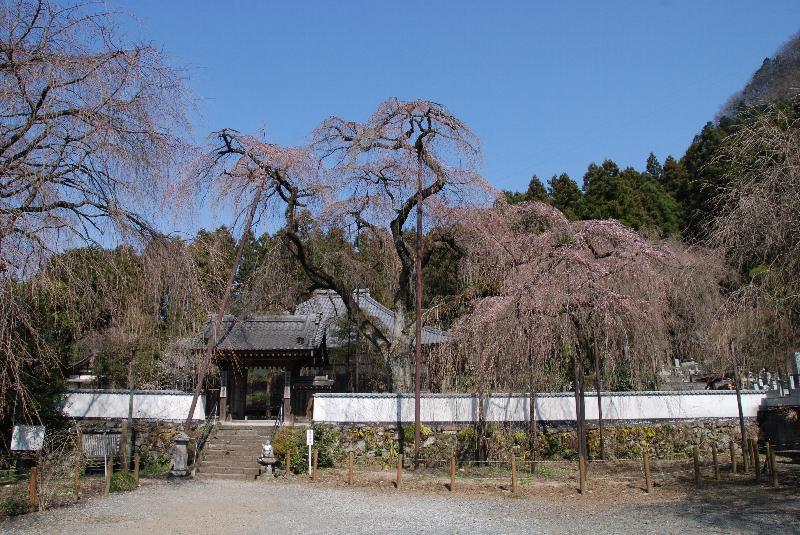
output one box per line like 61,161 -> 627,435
201,314 -> 324,352
295,289 -> 449,347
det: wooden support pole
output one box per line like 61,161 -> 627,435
27,467 -> 38,510
729,440 -> 737,474
396,455 -> 403,489
712,442 -> 720,481
348,452 -> 353,486
693,446 -> 701,486
742,434 -> 750,473
133,454 -> 140,486
312,448 -> 318,481
73,462 -> 81,500
104,458 -> 112,496
768,442 -> 778,488
285,452 -> 291,476
449,456 -> 456,492
578,456 -> 587,494
643,451 -> 652,493
511,455 -> 518,493
751,439 -> 761,481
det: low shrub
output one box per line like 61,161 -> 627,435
140,454 -> 170,476
0,494 -> 28,517
109,471 -> 137,492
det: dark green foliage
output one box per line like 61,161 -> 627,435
272,424 -> 342,473
680,121 -> 734,238
645,152 -> 663,180
0,493 -> 28,516
504,175 -> 549,205
548,173 -> 582,219
109,470 -> 137,492
579,160 -> 681,236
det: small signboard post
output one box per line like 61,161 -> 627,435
11,425 -> 45,452
11,425 -> 45,511
306,429 -> 314,476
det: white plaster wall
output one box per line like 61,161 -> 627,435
313,391 -> 767,423
63,390 -> 205,421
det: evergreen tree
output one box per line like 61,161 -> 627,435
548,173 -> 582,219
645,152 -> 663,180
525,175 -> 550,202
580,160 -> 681,236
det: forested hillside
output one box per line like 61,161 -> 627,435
505,33 -> 800,240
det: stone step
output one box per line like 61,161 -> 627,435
208,441 -> 264,446
198,464 -> 260,474
215,428 -> 275,435
202,455 -> 257,463
198,467 -> 260,476
195,472 -> 255,481
208,445 -> 265,451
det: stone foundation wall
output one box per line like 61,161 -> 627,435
300,419 -> 760,469
74,420 -> 214,473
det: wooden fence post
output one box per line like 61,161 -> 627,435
729,440 -> 737,474
511,455 -> 518,493
133,454 -> 140,486
712,442 -> 720,481
742,435 -> 750,473
27,467 -> 38,510
751,439 -> 761,481
73,462 -> 81,500
578,456 -> 587,494
312,448 -> 318,481
768,442 -> 778,488
643,451 -> 652,493
104,458 -> 112,496
395,455 -> 403,489
449,456 -> 456,492
693,446 -> 701,486
285,452 -> 291,476
348,452 -> 353,485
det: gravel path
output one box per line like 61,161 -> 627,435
2,478 -> 797,534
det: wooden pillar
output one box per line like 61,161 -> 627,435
283,368 -> 292,423
230,367 -> 247,420
219,368 -> 229,422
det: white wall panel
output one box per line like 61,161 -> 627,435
64,390 -> 205,421
313,391 -> 766,423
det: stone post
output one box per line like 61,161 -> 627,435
170,432 -> 191,477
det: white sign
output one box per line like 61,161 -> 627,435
306,429 -> 314,446
11,425 -> 45,451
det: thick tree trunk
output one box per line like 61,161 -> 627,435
573,350 -> 587,464
731,342 -> 749,469
594,340 -> 605,461
528,356 -> 537,472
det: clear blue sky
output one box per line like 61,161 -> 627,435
114,0 -> 798,195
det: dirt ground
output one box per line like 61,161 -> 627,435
2,466 -> 799,535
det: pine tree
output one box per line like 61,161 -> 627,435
548,173 -> 582,219
525,175 -> 550,203
645,152 -> 663,180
